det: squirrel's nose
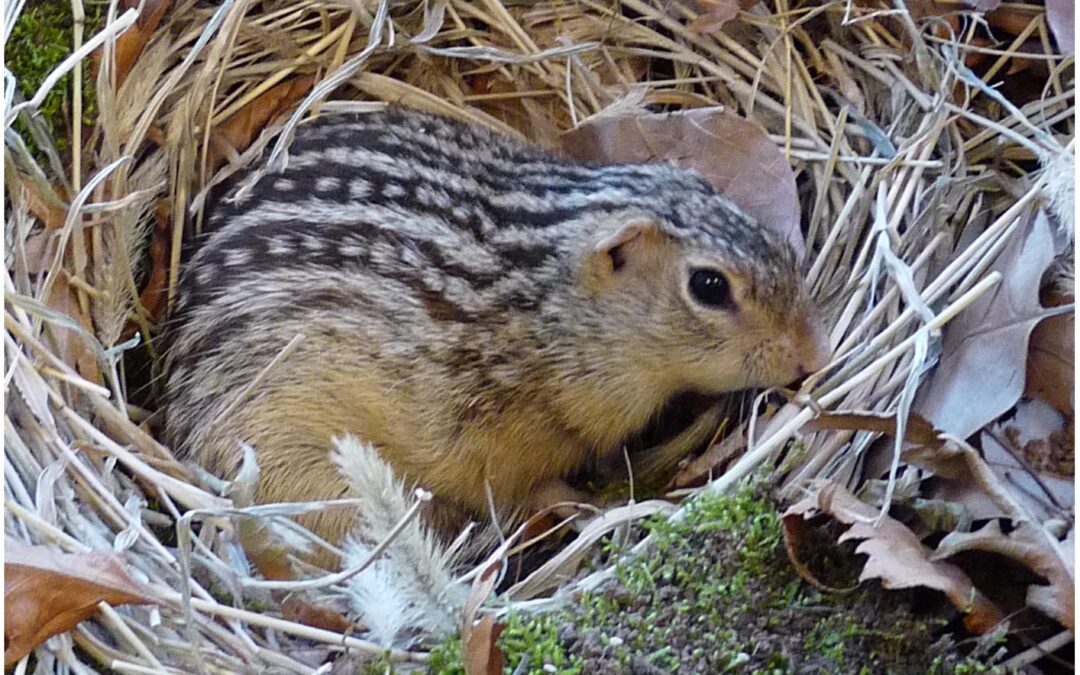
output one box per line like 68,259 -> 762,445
794,318 -> 831,378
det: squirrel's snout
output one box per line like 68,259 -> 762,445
789,317 -> 831,380
799,319 -> 829,375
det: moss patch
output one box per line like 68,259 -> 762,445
7,0 -> 103,161
424,485 -> 1003,674
427,612 -> 584,674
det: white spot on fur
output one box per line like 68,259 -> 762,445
300,235 -> 325,252
273,178 -> 295,191
315,176 -> 341,192
349,178 -> 371,199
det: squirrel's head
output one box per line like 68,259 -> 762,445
569,205 -> 829,396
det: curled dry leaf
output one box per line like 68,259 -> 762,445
5,539 -> 155,667
807,410 -> 943,448
805,410 -> 974,480
102,0 -> 173,88
561,107 -> 805,260
462,560 -> 501,635
780,513 -> 857,593
230,446 -> 298,582
915,210 -> 1056,440
1025,289 -> 1074,420
783,482 -> 1003,633
935,521 -> 1074,630
812,408 -> 1072,543
236,518 -> 297,582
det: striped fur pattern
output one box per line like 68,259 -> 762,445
162,108 -> 820,551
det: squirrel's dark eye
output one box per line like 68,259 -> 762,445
689,269 -> 732,308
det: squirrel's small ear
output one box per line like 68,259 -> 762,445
580,219 -> 665,292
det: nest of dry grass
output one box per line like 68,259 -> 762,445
4,0 -> 1074,671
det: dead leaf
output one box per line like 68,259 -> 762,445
5,539 -> 155,667
808,409 -> 1061,530
210,76 -> 316,172
926,476 -> 1009,521
281,596 -> 357,634
96,0 -> 173,88
915,210 -> 1056,440
935,521 -> 1074,630
1046,0 -> 1075,55
784,482 -> 1004,633
561,107 -> 805,260
1025,290 -> 1074,419
133,201 -> 172,328
15,174 -> 67,230
669,422 -> 746,489
807,410 -> 944,448
986,451 -> 1074,523
46,276 -> 103,383
806,410 -> 976,480
464,615 -> 504,675
686,0 -> 739,34
461,561 -> 504,675
22,230 -> 63,275
461,560 -> 501,634
223,443 -> 303,580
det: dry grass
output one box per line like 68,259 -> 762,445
4,0 -> 1074,671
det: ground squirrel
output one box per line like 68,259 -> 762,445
162,108 -> 828,554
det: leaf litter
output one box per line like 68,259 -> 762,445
915,210 -> 1059,441
783,480 -> 1004,634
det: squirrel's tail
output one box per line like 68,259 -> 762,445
331,435 -> 469,648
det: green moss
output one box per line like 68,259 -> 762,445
428,611 -> 583,674
405,485 -> 1004,673
6,0 -> 103,161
